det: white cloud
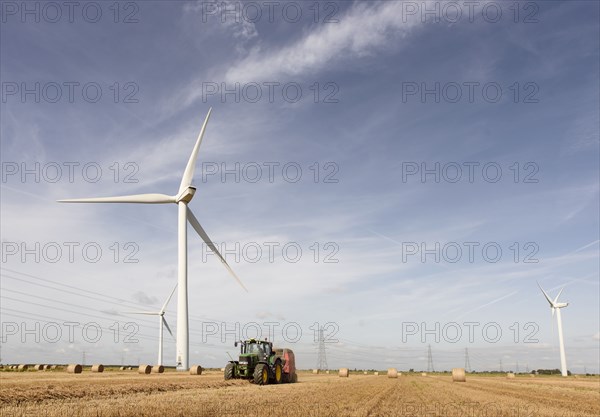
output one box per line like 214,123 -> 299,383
183,0 -> 258,46
224,1 -> 424,83
132,291 -> 159,306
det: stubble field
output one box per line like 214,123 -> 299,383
1,370 -> 599,417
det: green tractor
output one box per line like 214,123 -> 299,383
224,338 -> 297,385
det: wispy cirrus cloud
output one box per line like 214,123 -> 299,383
224,1 -> 424,83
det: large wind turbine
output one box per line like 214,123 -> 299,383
125,284 -> 177,366
537,282 -> 569,377
59,108 -> 247,370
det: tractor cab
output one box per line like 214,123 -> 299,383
237,338 -> 272,361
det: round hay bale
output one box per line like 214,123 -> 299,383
18,364 -> 28,371
452,368 -> 466,382
138,365 -> 151,374
220,368 -> 225,372
338,368 -> 349,377
326,370 -> 330,374
34,364 -> 43,371
127,366 -> 133,370
67,364 -> 82,374
119,366 -> 126,370
363,371 -> 368,375
506,372 -> 515,379
189,365 -> 202,375
374,371 -> 379,376
387,368 -> 398,378
421,372 -> 427,376
91,364 -> 104,373
152,365 -> 165,374
312,369 -> 319,374
529,374 -> 535,378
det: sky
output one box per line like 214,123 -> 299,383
1,0 -> 599,373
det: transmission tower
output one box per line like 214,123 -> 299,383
426,345 -> 435,372
499,358 -> 503,372
516,361 -> 520,374
82,351 -> 86,366
464,348 -> 471,372
316,327 -> 328,370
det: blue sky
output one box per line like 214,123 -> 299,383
1,1 -> 598,372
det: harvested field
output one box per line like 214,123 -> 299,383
1,371 -> 598,417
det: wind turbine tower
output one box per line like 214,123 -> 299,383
538,282 -> 569,377
60,108 -> 247,371
126,284 -> 177,366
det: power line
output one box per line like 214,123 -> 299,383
1,288 -> 158,327
2,268 -> 148,308
2,268 -> 247,325
0,308 -> 157,342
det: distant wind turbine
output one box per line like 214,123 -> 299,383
59,108 -> 248,371
537,282 -> 569,377
125,284 -> 177,366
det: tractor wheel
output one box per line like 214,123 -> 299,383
253,363 -> 269,385
291,372 -> 298,383
273,361 -> 283,384
224,363 -> 235,380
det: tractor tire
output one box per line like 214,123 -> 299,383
253,363 -> 269,385
224,363 -> 235,380
291,372 -> 298,383
273,361 -> 283,384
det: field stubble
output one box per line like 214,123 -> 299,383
1,371 -> 598,417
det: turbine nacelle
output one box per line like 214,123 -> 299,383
537,281 -> 567,309
176,186 -> 196,204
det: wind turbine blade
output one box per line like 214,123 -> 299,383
186,207 -> 248,292
162,317 -> 174,338
553,288 -> 564,304
160,284 -> 178,314
537,281 -> 555,307
58,194 -> 176,204
179,108 -> 212,194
